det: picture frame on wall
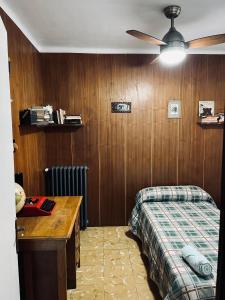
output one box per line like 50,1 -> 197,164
111,102 -> 131,113
168,100 -> 181,118
199,100 -> 215,117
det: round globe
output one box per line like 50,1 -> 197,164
159,47 -> 186,66
15,182 -> 26,213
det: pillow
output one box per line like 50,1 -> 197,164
136,185 -> 214,205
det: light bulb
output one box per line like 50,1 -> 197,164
159,47 -> 186,66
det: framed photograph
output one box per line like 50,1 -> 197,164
111,102 -> 131,113
168,100 -> 181,118
199,101 -> 215,117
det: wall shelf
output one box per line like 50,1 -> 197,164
19,123 -> 83,128
197,122 -> 224,128
19,123 -> 84,132
19,108 -> 83,129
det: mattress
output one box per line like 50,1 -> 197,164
129,186 -> 219,300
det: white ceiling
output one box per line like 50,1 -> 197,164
1,0 -> 225,54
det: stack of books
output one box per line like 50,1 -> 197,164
53,109 -> 66,124
52,110 -> 82,125
64,115 -> 82,125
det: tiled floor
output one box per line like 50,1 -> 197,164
67,226 -> 162,300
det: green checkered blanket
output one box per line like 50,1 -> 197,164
129,186 -> 219,300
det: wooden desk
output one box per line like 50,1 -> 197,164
17,196 -> 82,300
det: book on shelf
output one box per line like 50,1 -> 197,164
52,109 -> 66,124
52,110 -> 60,124
65,115 -> 81,120
64,115 -> 82,125
59,109 -> 66,124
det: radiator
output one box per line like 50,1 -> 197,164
44,166 -> 88,229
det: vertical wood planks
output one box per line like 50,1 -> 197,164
0,9 -> 46,195
42,53 -> 225,224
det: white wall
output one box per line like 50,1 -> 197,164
0,17 -> 20,300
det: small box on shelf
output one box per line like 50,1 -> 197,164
20,105 -> 54,126
198,113 -> 224,128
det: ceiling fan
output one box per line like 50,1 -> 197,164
127,5 -> 225,65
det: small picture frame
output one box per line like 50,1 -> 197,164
199,101 -> 215,117
168,100 -> 181,118
111,102 -> 131,113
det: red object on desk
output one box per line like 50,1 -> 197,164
17,196 -> 56,217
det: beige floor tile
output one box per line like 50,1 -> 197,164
104,255 -> 131,266
104,264 -> 133,274
70,286 -> 104,300
104,283 -> 138,300
127,241 -> 141,250
104,249 -> 131,266
104,249 -> 130,257
103,226 -> 128,234
137,281 -> 162,300
128,247 -> 142,256
136,282 -> 156,300
103,226 -> 124,232
67,289 -> 72,300
104,233 -> 125,240
77,226 -> 161,299
81,250 -> 104,266
103,226 -> 120,231
131,262 -> 147,272
77,266 -> 104,285
129,254 -> 145,265
81,238 -> 104,250
126,236 -> 140,245
82,248 -> 104,256
104,227 -> 130,238
135,274 -> 149,284
104,265 -> 134,285
81,233 -> 103,240
80,235 -> 103,242
131,263 -> 148,283
104,239 -> 129,250
103,274 -> 136,286
85,226 -> 104,231
81,228 -> 104,239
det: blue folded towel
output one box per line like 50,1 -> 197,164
181,245 -> 213,277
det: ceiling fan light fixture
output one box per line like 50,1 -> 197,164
127,5 -> 225,66
159,47 -> 186,66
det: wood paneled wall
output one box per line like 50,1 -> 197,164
0,10 -> 46,195
41,54 -> 225,226
2,9 -> 224,225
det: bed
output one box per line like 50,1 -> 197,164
129,185 -> 219,300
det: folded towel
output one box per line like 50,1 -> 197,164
181,245 -> 213,277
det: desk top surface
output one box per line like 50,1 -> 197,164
17,196 -> 82,240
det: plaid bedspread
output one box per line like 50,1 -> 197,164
129,186 -> 219,300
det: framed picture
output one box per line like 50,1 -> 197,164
111,102 -> 131,113
168,100 -> 181,118
199,101 -> 215,117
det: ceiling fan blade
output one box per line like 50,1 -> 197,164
126,30 -> 167,46
187,34 -> 225,48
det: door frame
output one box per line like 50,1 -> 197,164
0,16 -> 20,300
